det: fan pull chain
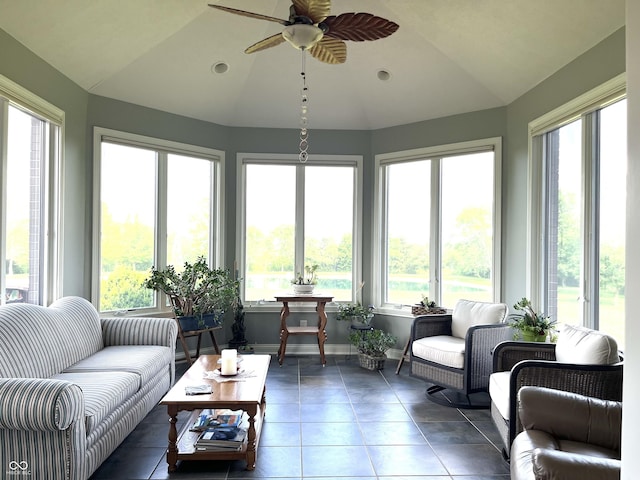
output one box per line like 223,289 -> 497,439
299,50 -> 309,163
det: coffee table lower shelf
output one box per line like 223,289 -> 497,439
168,406 -> 265,471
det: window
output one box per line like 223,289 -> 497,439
529,74 -> 626,349
375,138 -> 502,310
238,154 -> 361,303
93,128 -> 223,313
0,75 -> 62,306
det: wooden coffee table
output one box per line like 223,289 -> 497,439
160,354 -> 270,472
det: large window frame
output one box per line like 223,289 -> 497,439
374,137 -> 503,314
0,74 -> 63,306
527,74 -> 626,336
236,153 -> 363,307
92,127 -> 224,314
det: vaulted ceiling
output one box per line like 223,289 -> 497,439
0,0 -> 625,130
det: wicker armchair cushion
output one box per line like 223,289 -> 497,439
489,371 -> 511,419
412,335 -> 465,368
451,299 -> 508,339
555,325 -> 619,364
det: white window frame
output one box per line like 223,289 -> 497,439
374,137 -> 503,315
92,127 -> 225,314
0,74 -> 64,306
527,73 -> 626,326
236,153 -> 363,309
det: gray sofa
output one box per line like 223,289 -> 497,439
0,296 -> 177,479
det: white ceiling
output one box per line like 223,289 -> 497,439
0,0 -> 625,130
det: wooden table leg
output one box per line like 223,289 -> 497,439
245,405 -> 258,470
395,338 -> 411,374
166,405 -> 178,472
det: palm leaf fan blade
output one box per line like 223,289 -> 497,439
208,4 -> 289,25
245,33 -> 287,54
309,37 -> 346,64
291,0 -> 331,23
323,13 -> 399,42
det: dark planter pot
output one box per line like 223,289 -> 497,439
178,313 -> 223,332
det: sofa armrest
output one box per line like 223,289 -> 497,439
532,448 -> 621,480
518,386 -> 622,451
492,340 -> 556,372
0,378 -> 83,431
101,316 -> 178,348
410,314 -> 452,341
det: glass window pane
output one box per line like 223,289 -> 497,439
244,164 -> 296,301
4,106 -> 45,305
385,161 -> 430,305
304,165 -> 354,301
100,143 -> 155,311
441,152 -> 494,305
598,99 -> 626,349
167,154 -> 212,267
546,120 -> 583,324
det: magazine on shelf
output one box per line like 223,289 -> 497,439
194,426 -> 247,448
190,409 -> 243,432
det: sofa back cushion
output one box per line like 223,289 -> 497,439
555,324 -> 619,364
0,296 -> 103,378
451,299 -> 508,339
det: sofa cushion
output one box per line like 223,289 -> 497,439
412,335 -> 465,369
451,299 -> 508,339
52,371 -> 139,435
555,325 -> 619,364
63,345 -> 172,389
0,297 -> 103,378
489,371 -> 511,420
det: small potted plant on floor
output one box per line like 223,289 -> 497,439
508,297 -> 557,342
143,256 -> 239,331
291,264 -> 318,294
348,328 -> 397,371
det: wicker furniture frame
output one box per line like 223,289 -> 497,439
490,341 -> 624,457
409,313 -> 512,407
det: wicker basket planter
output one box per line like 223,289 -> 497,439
358,353 -> 387,371
411,305 -> 448,315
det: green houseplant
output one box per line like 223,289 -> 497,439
348,328 -> 397,370
143,256 -> 239,331
337,303 -> 375,326
508,297 -> 556,342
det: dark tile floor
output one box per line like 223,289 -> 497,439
90,355 -> 510,480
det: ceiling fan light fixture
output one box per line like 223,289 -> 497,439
282,24 -> 323,50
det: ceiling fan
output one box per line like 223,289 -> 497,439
208,0 -> 399,64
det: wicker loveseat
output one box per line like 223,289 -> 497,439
0,296 -> 177,479
489,324 -> 623,458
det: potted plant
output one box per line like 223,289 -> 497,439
143,256 -> 239,331
411,295 -> 448,315
348,328 -> 397,370
291,264 -> 318,294
337,303 -> 375,326
508,297 -> 557,342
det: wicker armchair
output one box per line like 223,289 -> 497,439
409,299 -> 511,407
489,324 -> 623,458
